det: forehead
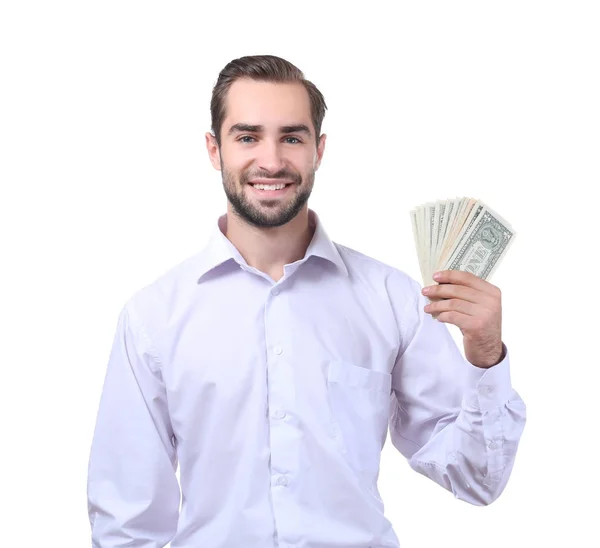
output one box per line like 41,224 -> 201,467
224,79 -> 312,129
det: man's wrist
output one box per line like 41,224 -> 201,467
471,342 -> 506,368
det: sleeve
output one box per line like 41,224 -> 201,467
87,300 -> 180,547
387,272 -> 527,506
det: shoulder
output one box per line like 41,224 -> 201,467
334,241 -> 421,295
123,251 -> 204,327
334,242 -> 424,342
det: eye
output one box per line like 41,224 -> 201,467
237,135 -> 302,144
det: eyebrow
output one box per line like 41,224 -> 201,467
228,123 -> 312,137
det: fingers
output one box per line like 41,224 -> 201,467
424,298 -> 479,317
422,283 -> 498,311
431,270 -> 501,298
423,283 -> 483,304
433,310 -> 478,331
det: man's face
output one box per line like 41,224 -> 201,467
206,79 -> 326,228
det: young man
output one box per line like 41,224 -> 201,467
87,55 -> 526,548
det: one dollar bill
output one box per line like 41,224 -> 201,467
410,197 -> 516,288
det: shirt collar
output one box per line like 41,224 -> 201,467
196,208 -> 349,283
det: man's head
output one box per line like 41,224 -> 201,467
205,55 -> 327,228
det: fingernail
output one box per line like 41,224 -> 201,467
433,272 -> 441,281
422,286 -> 430,294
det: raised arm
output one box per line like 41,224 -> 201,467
387,271 -> 526,505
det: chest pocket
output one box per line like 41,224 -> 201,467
326,361 -> 392,478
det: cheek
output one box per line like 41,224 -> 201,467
220,146 -> 251,166
221,166 -> 244,187
221,158 -> 249,181
291,153 -> 316,175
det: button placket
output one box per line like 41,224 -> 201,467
265,282 -> 297,540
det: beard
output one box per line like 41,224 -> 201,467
221,163 -> 315,228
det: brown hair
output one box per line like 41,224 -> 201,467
210,54 -> 327,148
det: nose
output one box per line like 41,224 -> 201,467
256,140 -> 286,175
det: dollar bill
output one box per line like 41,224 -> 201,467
410,197 -> 515,288
443,205 -> 516,280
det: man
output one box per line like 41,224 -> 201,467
87,54 -> 526,547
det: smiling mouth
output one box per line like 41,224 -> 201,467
247,182 -> 295,197
249,182 -> 292,189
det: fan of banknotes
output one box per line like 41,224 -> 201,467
410,197 -> 516,288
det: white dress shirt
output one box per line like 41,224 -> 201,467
87,208 -> 526,548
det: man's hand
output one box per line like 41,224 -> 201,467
422,270 -> 504,368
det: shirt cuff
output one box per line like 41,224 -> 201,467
461,344 -> 513,412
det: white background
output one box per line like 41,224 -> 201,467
1,1 -> 598,546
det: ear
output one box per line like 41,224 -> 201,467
314,133 -> 327,171
205,132 -> 222,171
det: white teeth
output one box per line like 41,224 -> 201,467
252,183 -> 287,190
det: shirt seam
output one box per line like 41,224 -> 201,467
126,299 -> 164,373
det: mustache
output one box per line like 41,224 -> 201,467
241,169 -> 302,185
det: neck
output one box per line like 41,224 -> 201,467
224,206 -> 315,281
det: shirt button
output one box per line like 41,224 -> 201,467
272,287 -> 280,296
478,385 -> 492,395
277,476 -> 288,486
274,410 -> 286,419
273,346 -> 283,355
